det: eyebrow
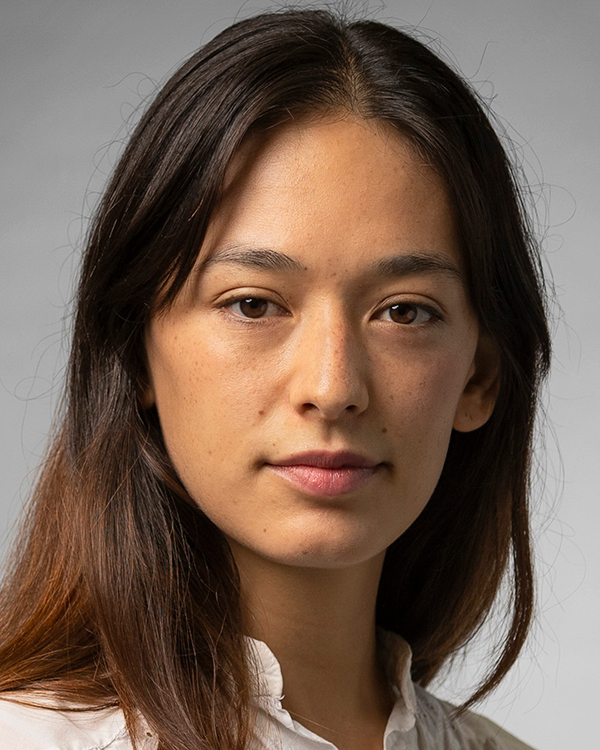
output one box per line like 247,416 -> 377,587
203,244 -> 304,273
201,243 -> 463,282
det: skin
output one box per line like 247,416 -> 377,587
144,115 -> 499,750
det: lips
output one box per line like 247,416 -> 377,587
270,450 -> 380,469
266,450 -> 383,496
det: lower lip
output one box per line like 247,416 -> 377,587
266,464 -> 379,497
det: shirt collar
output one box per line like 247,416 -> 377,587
376,628 -> 418,735
245,628 -> 417,737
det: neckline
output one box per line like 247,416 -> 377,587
244,628 -> 417,739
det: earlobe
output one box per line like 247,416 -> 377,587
453,334 -> 501,433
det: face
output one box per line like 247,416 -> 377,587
144,115 -> 498,570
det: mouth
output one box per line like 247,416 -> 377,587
265,450 -> 384,497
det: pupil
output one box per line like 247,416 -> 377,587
240,298 -> 268,318
390,304 -> 417,324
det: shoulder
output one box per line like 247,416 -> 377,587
0,694 -> 147,750
413,684 -> 538,750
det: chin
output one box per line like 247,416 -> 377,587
238,521 -> 393,570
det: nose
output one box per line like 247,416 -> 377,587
288,307 -> 370,421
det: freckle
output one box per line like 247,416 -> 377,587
381,427 -> 388,434
258,410 -> 264,416
263,528 -> 267,533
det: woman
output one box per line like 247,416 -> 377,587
0,8 -> 550,750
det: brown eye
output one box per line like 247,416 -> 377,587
389,303 -> 417,324
237,298 -> 269,318
223,296 -> 284,319
380,303 -> 437,325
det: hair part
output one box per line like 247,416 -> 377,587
0,8 -> 550,749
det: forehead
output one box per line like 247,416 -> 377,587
197,114 -> 462,281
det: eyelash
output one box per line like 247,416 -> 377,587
216,295 -> 442,326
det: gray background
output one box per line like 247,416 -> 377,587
1,1 -> 598,747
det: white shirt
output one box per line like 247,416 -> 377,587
0,631 -> 536,749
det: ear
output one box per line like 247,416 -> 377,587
137,371 -> 156,410
453,333 -> 500,433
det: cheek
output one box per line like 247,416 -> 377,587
379,346 -> 472,466
147,325 -> 273,473
385,343 -> 470,414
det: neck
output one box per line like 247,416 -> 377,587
229,542 -> 394,750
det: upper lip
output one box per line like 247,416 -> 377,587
269,451 -> 381,469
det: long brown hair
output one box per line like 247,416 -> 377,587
0,8 -> 551,750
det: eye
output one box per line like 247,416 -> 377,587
221,296 -> 285,319
378,302 -> 438,325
